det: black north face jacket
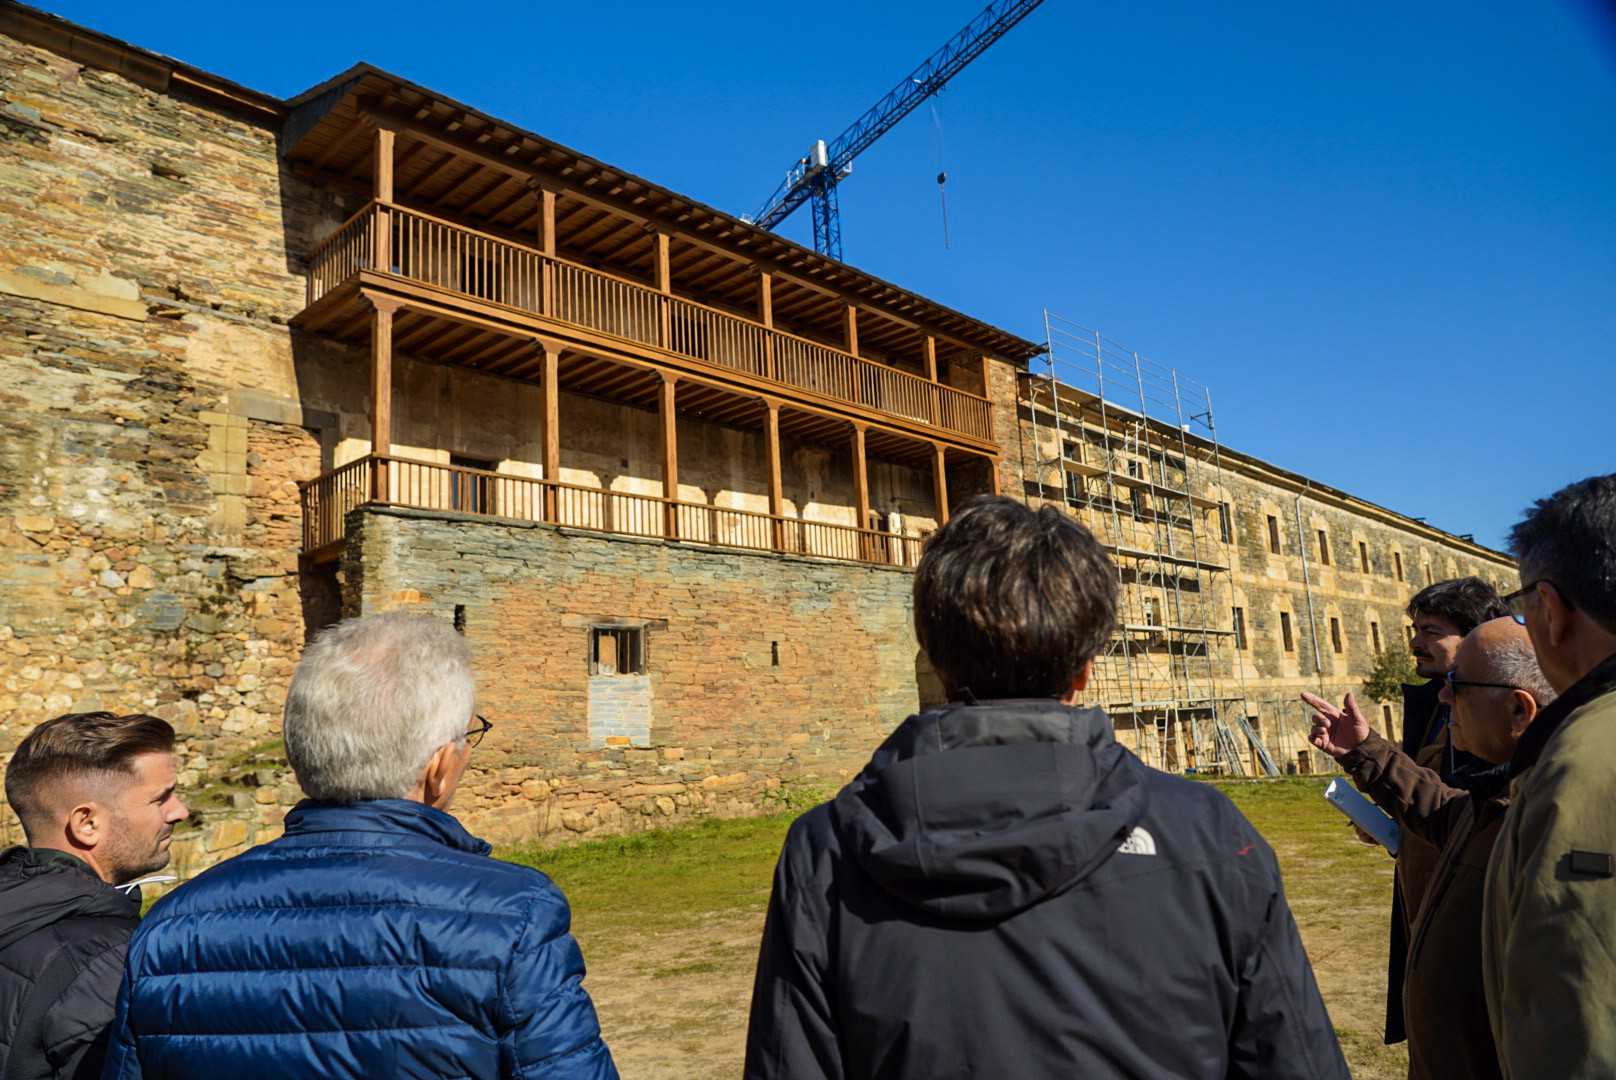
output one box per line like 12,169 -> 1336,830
0,846 -> 140,1080
744,701 -> 1348,1080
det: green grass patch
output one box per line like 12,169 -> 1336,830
497,812 -> 802,933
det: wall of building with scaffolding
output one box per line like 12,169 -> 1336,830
1021,313 -> 1280,776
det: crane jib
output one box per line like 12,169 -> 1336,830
746,0 -> 1049,258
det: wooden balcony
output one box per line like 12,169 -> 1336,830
302,202 -> 994,444
301,455 -> 925,569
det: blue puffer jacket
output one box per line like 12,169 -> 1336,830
100,799 -> 617,1080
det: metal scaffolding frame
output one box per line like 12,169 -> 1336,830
1024,312 -> 1277,775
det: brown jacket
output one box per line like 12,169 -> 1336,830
1343,732 -> 1508,1080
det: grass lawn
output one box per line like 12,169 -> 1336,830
499,776 -> 1408,1080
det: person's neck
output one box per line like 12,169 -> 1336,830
1563,639 -> 1616,693
27,842 -> 110,883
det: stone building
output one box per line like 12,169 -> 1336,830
0,5 -> 1514,872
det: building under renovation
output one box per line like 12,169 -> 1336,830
0,5 -> 1515,871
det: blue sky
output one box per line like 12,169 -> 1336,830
50,0 -> 1616,551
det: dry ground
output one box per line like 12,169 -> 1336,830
501,777 -> 1407,1079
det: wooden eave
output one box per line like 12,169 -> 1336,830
280,65 -> 1042,369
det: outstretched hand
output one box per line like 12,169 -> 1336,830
1303,691 -> 1372,758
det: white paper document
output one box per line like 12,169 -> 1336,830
1323,777 -> 1401,855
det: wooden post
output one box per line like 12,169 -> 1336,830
843,304 -> 859,357
654,230 -> 672,348
757,271 -> 776,380
764,397 -> 784,550
374,125 -> 396,274
923,335 -> 937,381
364,293 -> 401,502
539,337 -> 561,522
537,184 -> 558,314
659,372 -> 679,538
932,443 -> 949,526
923,334 -> 939,425
987,455 -> 1001,496
851,422 -> 870,559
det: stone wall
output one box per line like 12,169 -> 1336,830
340,506 -> 924,844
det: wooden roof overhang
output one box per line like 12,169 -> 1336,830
301,273 -> 987,471
280,65 -> 1042,373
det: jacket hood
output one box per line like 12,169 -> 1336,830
0,846 -> 138,952
833,701 -> 1146,921
282,798 -> 493,856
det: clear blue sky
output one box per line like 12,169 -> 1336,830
49,0 -> 1616,552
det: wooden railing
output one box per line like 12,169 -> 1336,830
305,202 -> 994,442
299,454 -> 925,568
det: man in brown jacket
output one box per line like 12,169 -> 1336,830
1306,617 -> 1554,1080
1483,473 -> 1616,1080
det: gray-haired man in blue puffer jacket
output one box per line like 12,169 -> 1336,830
101,611 -> 617,1080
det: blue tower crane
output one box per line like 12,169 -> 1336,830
745,0 -> 1050,261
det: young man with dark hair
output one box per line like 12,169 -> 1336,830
1482,473 -> 1616,1080
744,496 -> 1346,1080
0,711 -> 188,1079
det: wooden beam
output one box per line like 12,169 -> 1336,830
653,231 -> 672,293
433,163 -> 488,208
764,397 -> 785,549
374,126 -> 396,274
923,335 -> 938,382
932,442 -> 949,525
659,371 -> 679,537
540,338 -> 561,521
843,304 -> 859,358
756,271 -> 773,328
851,421 -> 871,555
363,293 -> 403,500
312,115 -> 370,171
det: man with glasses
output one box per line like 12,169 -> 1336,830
1481,474 -> 1616,1080
102,612 -> 618,1080
1306,617 -> 1554,1080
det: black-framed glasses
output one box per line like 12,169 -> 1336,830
466,715 -> 493,748
1501,578 -> 1569,625
1444,670 -> 1521,694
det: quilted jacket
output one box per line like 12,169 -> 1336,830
100,799 -> 616,1080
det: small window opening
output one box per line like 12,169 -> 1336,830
1317,530 -> 1331,566
1359,541 -> 1370,573
1394,551 -> 1405,582
1267,516 -> 1281,555
1219,503 -> 1232,544
1330,617 -> 1343,654
1280,612 -> 1295,652
1232,607 -> 1248,650
1371,621 -> 1382,652
771,641 -> 780,667
453,605 -> 467,634
591,625 -> 645,676
1383,704 -> 1395,732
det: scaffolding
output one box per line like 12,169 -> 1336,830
1024,312 -> 1278,776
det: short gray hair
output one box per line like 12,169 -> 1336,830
284,612 -> 474,803
1487,636 -> 1557,708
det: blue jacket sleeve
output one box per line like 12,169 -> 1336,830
499,884 -> 618,1080
1227,861 -> 1350,1080
97,964 -> 141,1080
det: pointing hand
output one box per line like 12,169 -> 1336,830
1302,691 -> 1371,758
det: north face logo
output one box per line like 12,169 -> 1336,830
1117,826 -> 1156,856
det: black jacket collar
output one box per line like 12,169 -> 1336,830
1508,651 -> 1616,779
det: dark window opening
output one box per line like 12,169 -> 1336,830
453,604 -> 467,634
449,454 -> 497,514
1317,530 -> 1331,566
591,625 -> 645,676
1330,617 -> 1343,654
1219,503 -> 1232,543
1371,621 -> 1382,652
1383,704 -> 1395,731
771,640 -> 780,667
1064,471 -> 1086,503
1359,541 -> 1370,573
1232,607 -> 1248,650
1267,516 -> 1281,555
1281,612 -> 1295,652
1394,551 -> 1404,582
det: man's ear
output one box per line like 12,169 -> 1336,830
1541,582 -> 1577,648
65,802 -> 103,851
1072,658 -> 1093,693
1509,689 -> 1537,738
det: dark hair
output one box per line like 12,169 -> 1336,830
1406,577 -> 1509,637
1509,473 -> 1616,634
4,712 -> 175,841
913,496 -> 1118,700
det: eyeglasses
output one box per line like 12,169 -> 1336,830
1500,578 -> 1569,625
1444,670 -> 1521,695
466,715 -> 493,748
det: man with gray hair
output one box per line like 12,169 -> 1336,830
101,611 -> 618,1080
1306,617 -> 1554,1080
1482,473 -> 1616,1080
